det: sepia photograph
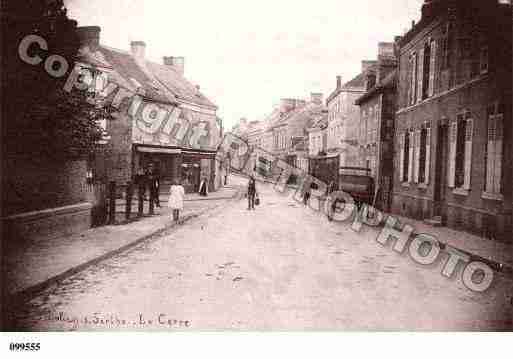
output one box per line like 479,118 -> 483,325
1,0 -> 512,349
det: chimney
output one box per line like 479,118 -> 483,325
163,56 -> 184,75
394,36 -> 403,57
77,26 -> 100,51
361,60 -> 377,73
378,42 -> 395,60
310,92 -> 323,105
336,75 -> 342,89
130,41 -> 146,59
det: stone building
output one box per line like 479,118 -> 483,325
307,115 -> 328,157
326,67 -> 371,167
355,42 -> 399,212
392,0 -> 512,241
77,26 -> 222,194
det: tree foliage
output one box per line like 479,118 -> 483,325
2,0 -> 106,161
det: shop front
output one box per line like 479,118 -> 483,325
181,150 -> 217,193
133,144 -> 181,185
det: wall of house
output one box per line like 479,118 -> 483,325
392,3 -> 512,242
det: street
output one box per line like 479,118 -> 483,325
12,176 -> 513,331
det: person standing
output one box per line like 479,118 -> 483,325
247,176 -> 257,210
146,163 -> 160,207
168,178 -> 185,223
303,184 -> 311,206
199,176 -> 208,197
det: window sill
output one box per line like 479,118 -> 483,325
481,192 -> 503,201
401,182 -> 411,188
452,188 -> 469,196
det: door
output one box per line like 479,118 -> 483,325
433,123 -> 448,219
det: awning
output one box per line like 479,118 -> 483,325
136,145 -> 182,154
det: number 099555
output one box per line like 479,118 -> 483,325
9,342 -> 40,351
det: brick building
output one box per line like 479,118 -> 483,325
77,26 -> 221,194
392,0 -> 512,241
355,42 -> 399,212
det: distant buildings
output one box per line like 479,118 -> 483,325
326,66 -> 369,167
232,0 -> 512,243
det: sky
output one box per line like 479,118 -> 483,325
65,0 -> 424,129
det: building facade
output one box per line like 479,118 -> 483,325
355,42 -> 399,212
326,67 -> 370,167
392,0 -> 512,241
77,27 -> 222,194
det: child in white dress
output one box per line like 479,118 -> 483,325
168,178 -> 185,223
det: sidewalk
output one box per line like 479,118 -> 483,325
391,214 -> 513,272
4,185 -> 241,301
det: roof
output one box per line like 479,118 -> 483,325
78,45 -> 217,109
355,69 -> 397,105
326,70 -> 369,104
272,101 -> 326,130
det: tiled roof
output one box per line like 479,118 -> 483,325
326,71 -> 369,104
78,45 -> 216,108
146,60 -> 216,108
273,101 -> 325,129
99,46 -> 171,104
355,69 -> 397,105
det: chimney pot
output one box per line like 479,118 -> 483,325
130,41 -> 146,59
378,42 -> 395,60
163,56 -> 184,75
310,92 -> 323,105
336,75 -> 342,89
77,26 -> 101,51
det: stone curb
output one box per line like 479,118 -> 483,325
4,187 -> 241,309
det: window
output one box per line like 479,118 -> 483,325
427,40 -> 437,97
409,53 -> 418,105
418,126 -> 428,183
399,130 -> 411,183
448,111 -> 473,190
480,44 -> 489,74
454,115 -> 467,187
485,102 -> 503,195
442,22 -> 453,70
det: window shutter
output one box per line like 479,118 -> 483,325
408,130 -> 414,182
399,132 -> 405,182
429,41 -> 437,97
448,120 -> 457,188
485,115 -> 496,193
417,48 -> 424,102
424,126 -> 431,184
494,114 -> 503,194
414,129 -> 421,183
412,55 -> 418,104
463,115 -> 473,190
